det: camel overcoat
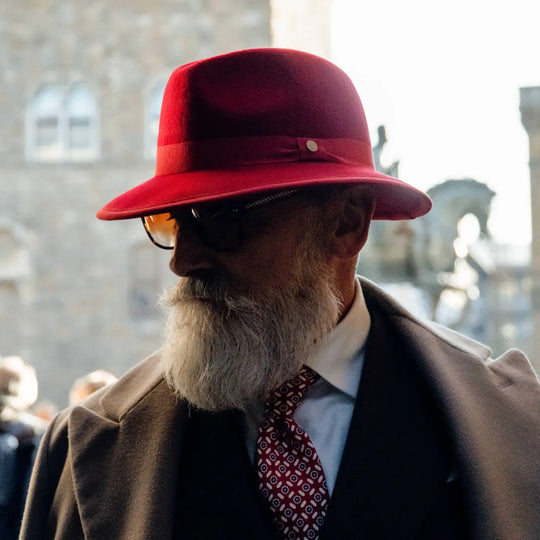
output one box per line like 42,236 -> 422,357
20,279 -> 540,539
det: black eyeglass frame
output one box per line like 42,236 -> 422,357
141,188 -> 299,251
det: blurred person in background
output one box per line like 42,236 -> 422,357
0,355 -> 46,539
21,49 -> 540,539
30,401 -> 58,424
68,369 -> 118,405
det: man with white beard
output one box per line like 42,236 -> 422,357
160,188 -> 343,412
22,49 -> 540,540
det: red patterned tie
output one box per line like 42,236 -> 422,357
257,366 -> 329,539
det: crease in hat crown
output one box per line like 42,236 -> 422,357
97,47 -> 431,221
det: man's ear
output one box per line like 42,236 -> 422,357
329,187 -> 375,259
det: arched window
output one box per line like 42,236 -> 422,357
145,80 -> 166,159
30,84 -> 63,161
28,82 -> 99,162
66,83 -> 98,160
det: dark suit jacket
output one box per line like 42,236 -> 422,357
20,279 -> 540,539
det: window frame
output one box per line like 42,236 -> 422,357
26,81 -> 100,163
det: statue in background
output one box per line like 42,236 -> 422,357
360,127 -> 496,324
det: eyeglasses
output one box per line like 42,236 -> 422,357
141,189 -> 299,251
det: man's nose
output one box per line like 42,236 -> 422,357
169,223 -> 215,277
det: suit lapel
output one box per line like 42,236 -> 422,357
69,378 -> 187,539
322,305 -> 453,539
175,408 -> 279,539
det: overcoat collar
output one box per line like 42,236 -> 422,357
69,356 -> 187,539
360,278 -> 540,539
67,278 -> 540,539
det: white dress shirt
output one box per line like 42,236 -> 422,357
244,278 -> 371,494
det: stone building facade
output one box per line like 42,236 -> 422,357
0,0 -> 271,407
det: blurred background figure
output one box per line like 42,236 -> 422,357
30,400 -> 59,424
69,369 -> 118,405
0,355 -> 47,539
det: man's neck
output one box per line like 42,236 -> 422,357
334,265 -> 358,323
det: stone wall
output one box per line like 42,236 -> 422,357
0,0 -> 271,407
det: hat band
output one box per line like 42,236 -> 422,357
155,136 -> 373,175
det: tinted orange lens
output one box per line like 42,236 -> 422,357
144,213 -> 176,248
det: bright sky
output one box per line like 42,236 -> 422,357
331,0 -> 539,246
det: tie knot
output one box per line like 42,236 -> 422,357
264,366 -> 319,419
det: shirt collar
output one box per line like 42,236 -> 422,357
306,278 -> 370,398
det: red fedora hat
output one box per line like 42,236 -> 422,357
97,48 -> 431,221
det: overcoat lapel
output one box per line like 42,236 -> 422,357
359,278 -> 540,539
321,305 -> 455,539
69,376 -> 187,539
69,373 -> 278,539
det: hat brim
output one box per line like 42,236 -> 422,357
97,162 -> 432,221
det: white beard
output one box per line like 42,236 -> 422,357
160,233 -> 341,411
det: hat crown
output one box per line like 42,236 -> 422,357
97,48 -> 431,222
158,48 -> 370,147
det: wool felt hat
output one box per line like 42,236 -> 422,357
97,48 -> 431,221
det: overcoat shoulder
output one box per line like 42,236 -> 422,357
20,353 -> 187,540
360,278 -> 540,539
